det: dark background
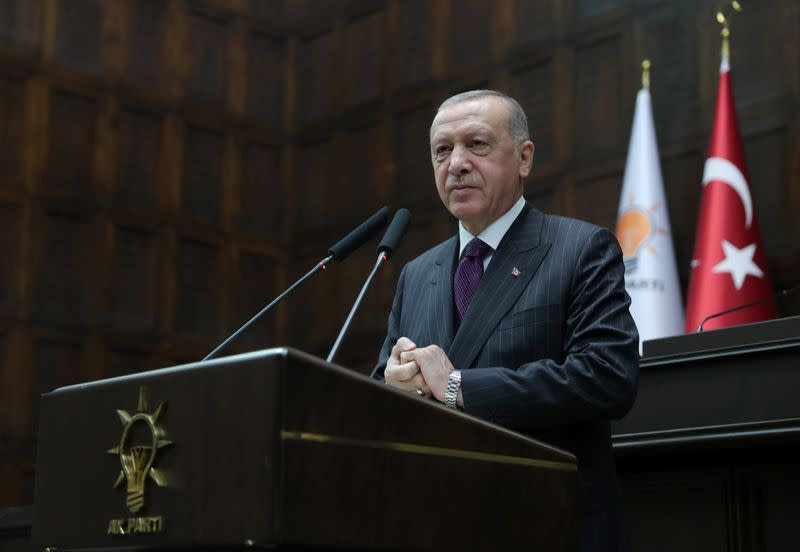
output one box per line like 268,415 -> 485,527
0,0 -> 798,508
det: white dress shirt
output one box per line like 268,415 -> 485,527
458,195 -> 526,269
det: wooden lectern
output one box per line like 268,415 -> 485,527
32,348 -> 577,551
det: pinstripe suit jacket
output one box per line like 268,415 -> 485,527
373,202 -> 639,552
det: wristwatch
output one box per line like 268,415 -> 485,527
444,369 -> 461,409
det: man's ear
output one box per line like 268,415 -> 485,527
518,140 -> 535,177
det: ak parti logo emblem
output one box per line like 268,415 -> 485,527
107,386 -> 173,513
615,196 -> 668,274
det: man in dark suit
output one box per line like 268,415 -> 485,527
371,90 -> 639,552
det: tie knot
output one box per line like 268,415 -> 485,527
463,238 -> 492,260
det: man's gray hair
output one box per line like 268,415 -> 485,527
436,90 -> 531,146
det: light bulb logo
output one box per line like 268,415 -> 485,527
616,208 -> 653,259
615,197 -> 669,274
107,386 -> 173,513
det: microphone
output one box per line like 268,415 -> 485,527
327,209 -> 411,363
328,206 -> 390,262
695,285 -> 797,332
203,206 -> 390,361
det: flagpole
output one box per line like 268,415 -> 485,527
716,1 -> 743,71
641,59 -> 650,91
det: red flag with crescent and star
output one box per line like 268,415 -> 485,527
684,46 -> 777,332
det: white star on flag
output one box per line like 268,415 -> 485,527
712,240 -> 764,290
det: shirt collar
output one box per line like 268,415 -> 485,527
458,196 -> 526,257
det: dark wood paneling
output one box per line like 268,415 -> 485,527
175,238 -> 219,338
297,30 -> 335,126
448,0 -> 491,67
246,32 -> 285,128
0,0 -> 42,55
108,225 -> 159,334
237,141 -> 283,238
0,204 -> 19,310
573,35 -> 623,159
394,103 -> 434,208
181,124 -> 223,220
32,213 -> 93,328
105,347 -> 149,378
52,0 -> 103,75
115,107 -> 162,209
297,139 -> 335,234
0,77 -> 24,188
185,11 -> 229,107
124,0 -> 166,94
513,0 -> 558,46
341,123 -> 380,219
343,10 -> 383,108
575,0 -> 623,22
575,171 -> 622,230
230,249 -> 277,347
393,0 -> 433,89
31,337 -> 82,434
43,90 -> 97,197
510,59 -> 556,165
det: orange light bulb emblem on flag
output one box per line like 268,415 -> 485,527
616,208 -> 652,259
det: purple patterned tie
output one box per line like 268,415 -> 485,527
454,238 -> 492,325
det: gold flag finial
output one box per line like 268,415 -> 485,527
716,2 -> 742,70
641,59 -> 651,90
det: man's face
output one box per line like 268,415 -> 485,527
429,96 -> 534,235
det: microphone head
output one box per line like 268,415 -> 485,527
377,208 -> 411,259
328,206 -> 389,262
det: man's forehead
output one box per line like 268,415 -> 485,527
430,97 -> 509,138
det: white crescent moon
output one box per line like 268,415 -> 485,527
702,157 -> 753,228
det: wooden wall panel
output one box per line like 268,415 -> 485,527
105,347 -> 150,378
30,337 -> 83,435
229,249 -> 277,348
246,32 -> 285,128
174,238 -> 219,338
394,103 -> 434,209
341,123 -> 379,220
115,107 -> 162,209
638,6 -> 701,144
297,139 -> 334,234
0,77 -> 24,188
52,0 -> 103,75
510,59 -> 556,166
43,90 -> 97,198
108,225 -> 159,334
297,30 -> 335,126
573,36 -> 623,159
32,213 -> 93,328
0,0 -> 42,55
0,204 -> 19,311
123,0 -> 167,94
574,172 -> 622,231
343,10 -> 383,108
393,0 -> 432,89
181,124 -> 223,220
448,0 -> 491,67
185,11 -> 229,107
237,141 -> 283,238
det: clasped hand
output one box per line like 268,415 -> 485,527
384,337 -> 454,402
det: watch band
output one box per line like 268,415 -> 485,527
444,370 -> 461,409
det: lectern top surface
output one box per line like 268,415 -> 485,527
49,347 -> 290,395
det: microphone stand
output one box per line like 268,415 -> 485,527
204,255 -> 333,361
326,252 -> 387,363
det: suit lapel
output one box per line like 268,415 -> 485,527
447,204 -> 551,370
429,237 -> 458,350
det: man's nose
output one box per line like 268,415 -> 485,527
448,144 -> 471,175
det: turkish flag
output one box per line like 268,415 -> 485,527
684,65 -> 777,332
